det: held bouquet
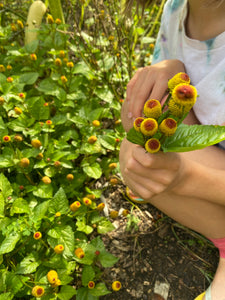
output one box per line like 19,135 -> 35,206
127,72 -> 225,153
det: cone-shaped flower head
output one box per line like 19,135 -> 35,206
140,118 -> 158,136
54,244 -> 64,254
32,286 -> 45,298
133,117 -> 144,132
88,281 -> 95,289
75,247 -> 85,259
172,83 -> 197,106
145,138 -> 161,153
112,281 -> 122,291
47,270 -> 58,284
33,232 -> 42,240
143,99 -> 162,119
159,118 -> 177,136
97,203 -> 105,211
83,197 -> 92,206
70,201 -> 81,212
168,72 -> 190,91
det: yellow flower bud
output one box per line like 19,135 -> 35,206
55,58 -> 62,66
92,120 -> 100,127
54,244 -> 64,254
31,139 -> 42,148
140,118 -> 158,136
30,53 -> 37,61
66,174 -> 74,181
133,117 -> 144,132
70,201 -> 81,212
145,138 -> 161,154
88,281 -> 95,289
96,203 -> 105,211
83,197 -> 92,206
0,65 -> 5,72
14,107 -> 22,115
47,14 -> 54,24
168,72 -> 190,91
159,118 -> 177,136
109,210 -> 119,219
20,158 -> 30,168
112,281 -> 122,291
33,231 -> 42,240
42,176 -> 51,184
32,286 -> 45,298
143,99 -> 162,119
74,247 -> 85,259
88,136 -> 97,144
47,270 -> 58,284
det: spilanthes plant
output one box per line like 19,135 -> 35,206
127,72 -> 225,153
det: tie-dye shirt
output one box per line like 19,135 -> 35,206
152,0 -> 225,147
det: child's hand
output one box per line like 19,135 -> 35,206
119,138 -> 184,201
125,59 -> 186,119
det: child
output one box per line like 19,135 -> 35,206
120,0 -> 225,299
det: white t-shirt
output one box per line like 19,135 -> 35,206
152,0 -> 225,148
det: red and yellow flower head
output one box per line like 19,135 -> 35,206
145,138 -> 161,154
112,281 -> 122,291
140,118 -> 158,136
143,99 -> 162,119
168,72 -> 190,91
32,286 -> 45,298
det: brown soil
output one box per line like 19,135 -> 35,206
100,182 -> 219,300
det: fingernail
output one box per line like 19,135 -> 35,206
128,112 -> 132,119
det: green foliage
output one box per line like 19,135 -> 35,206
0,0 -> 161,299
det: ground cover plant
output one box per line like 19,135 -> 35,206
0,0 -> 163,299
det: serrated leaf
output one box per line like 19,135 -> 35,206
126,127 -> 145,146
76,287 -> 98,300
89,283 -> 111,297
48,187 -> 69,215
27,97 -> 49,120
0,292 -> 14,300
99,251 -> 119,268
10,198 -> 30,215
32,200 -> 49,228
19,72 -> 39,85
99,135 -> 116,150
82,162 -> 102,179
97,219 -> 115,234
0,232 -> 21,255
0,173 -> 13,199
57,285 -> 77,300
33,183 -> 53,199
16,253 -> 40,274
162,124 -> 225,152
95,88 -> 114,103
82,266 -> 95,286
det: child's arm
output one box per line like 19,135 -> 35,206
122,59 -> 186,131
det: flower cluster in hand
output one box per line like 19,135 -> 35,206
132,72 -> 197,153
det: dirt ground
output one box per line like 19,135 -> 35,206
99,182 -> 219,300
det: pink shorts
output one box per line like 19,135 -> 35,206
209,237 -> 225,258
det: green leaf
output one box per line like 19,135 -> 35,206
10,198 -> 30,215
33,183 -> 53,199
90,236 -> 105,252
82,265 -> 95,286
0,173 -> 13,199
32,200 -> 49,228
0,232 -> 21,255
0,156 -> 14,168
48,187 -> 69,215
0,193 -> 4,218
5,273 -> 24,294
76,287 -> 98,300
97,219 -> 115,234
19,72 -> 39,85
76,219 -> 93,235
82,162 -> 102,179
0,293 -> 14,300
95,88 -> 114,103
16,253 -> 40,274
99,251 -> 119,268
126,127 -> 145,146
27,97 -> 49,120
48,225 -> 75,258
89,283 -> 111,297
162,124 -> 225,152
73,61 -> 95,80
57,285 -> 77,300
99,134 -> 116,150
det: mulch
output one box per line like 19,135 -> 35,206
98,181 -> 219,300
